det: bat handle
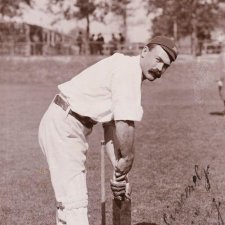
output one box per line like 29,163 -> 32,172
100,140 -> 106,225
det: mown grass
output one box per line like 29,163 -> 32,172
1,54 -> 225,225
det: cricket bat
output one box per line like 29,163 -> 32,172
103,122 -> 132,225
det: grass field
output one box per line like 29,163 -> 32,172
1,54 -> 225,225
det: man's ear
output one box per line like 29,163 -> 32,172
141,46 -> 149,58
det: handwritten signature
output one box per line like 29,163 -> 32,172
162,165 -> 224,225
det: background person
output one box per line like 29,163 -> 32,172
76,31 -> 84,55
119,32 -> 125,44
38,36 -> 178,225
109,33 -> 118,55
217,47 -> 225,114
89,34 -> 96,55
118,32 -> 125,51
96,33 -> 104,55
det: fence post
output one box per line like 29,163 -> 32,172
10,42 -> 14,56
25,24 -> 31,56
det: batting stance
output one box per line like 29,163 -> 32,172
38,36 -> 178,225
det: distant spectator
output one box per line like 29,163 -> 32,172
197,30 -> 205,56
55,34 -> 62,55
96,33 -> 104,55
217,49 -> 225,114
197,28 -> 211,55
76,31 -> 84,55
31,31 -> 42,55
119,33 -> 125,44
89,34 -> 96,55
109,33 -> 118,55
118,33 -> 125,51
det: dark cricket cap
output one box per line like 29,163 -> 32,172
147,36 -> 178,61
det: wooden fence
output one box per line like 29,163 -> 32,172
0,41 -> 223,56
178,41 -> 223,55
0,41 -> 145,56
0,42 -> 76,56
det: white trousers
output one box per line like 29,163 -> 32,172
38,97 -> 92,225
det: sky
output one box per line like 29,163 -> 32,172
18,0 -> 152,43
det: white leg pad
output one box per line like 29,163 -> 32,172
56,209 -> 67,225
66,207 -> 89,225
56,202 -> 89,225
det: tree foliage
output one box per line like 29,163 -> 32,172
60,0 -> 96,20
48,0 -> 98,39
104,0 -> 131,39
148,0 -> 220,40
217,2 -> 225,31
0,0 -> 31,18
110,0 -> 131,16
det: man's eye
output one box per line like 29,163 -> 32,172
163,64 -> 169,70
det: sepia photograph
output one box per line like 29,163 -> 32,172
1,0 -> 225,224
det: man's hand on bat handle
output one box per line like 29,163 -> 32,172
110,178 -> 126,200
110,158 -> 132,200
110,173 -> 132,200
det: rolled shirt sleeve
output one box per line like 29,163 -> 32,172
111,66 -> 143,121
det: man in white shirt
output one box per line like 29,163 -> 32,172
217,49 -> 225,114
38,36 -> 178,225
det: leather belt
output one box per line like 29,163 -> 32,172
54,94 -> 97,129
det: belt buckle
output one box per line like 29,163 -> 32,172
54,94 -> 69,112
54,95 -> 61,107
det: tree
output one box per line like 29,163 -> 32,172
108,0 -> 131,41
147,0 -> 220,55
48,0 -> 98,40
0,0 -> 31,18
216,1 -> 225,32
148,0 -> 219,40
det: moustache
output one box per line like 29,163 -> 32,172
150,69 -> 161,79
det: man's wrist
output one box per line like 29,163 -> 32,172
115,156 -> 134,174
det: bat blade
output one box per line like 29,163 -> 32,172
113,198 -> 131,225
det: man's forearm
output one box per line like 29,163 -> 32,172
115,120 -> 135,158
103,120 -> 135,174
115,120 -> 135,174
103,120 -> 134,200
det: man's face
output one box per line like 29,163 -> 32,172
140,45 -> 171,81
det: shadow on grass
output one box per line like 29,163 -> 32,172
135,223 -> 159,225
209,111 -> 225,116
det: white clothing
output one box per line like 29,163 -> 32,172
218,52 -> 225,100
218,52 -> 225,81
39,53 -> 144,225
39,100 -> 91,225
218,80 -> 223,87
56,204 -> 89,225
58,53 -> 143,122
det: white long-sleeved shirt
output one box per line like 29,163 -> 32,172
58,53 -> 143,123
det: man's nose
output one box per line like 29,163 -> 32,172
156,62 -> 163,71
